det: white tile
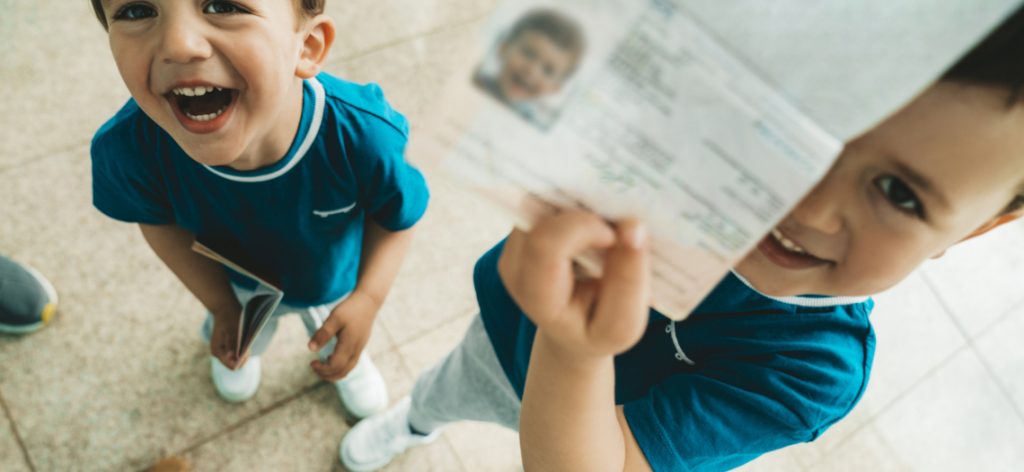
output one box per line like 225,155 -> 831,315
975,303 -> 1024,418
920,220 -> 1024,337
735,448 -> 804,472
809,423 -> 910,472
786,406 -> 873,469
859,273 -> 967,410
872,349 -> 1024,470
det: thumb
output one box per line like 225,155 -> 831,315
589,220 -> 651,353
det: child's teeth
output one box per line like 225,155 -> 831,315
173,86 -> 219,96
185,106 -> 227,122
771,228 -> 807,254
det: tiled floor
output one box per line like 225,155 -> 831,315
2,2 -> 1023,471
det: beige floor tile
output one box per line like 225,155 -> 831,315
920,220 -> 1024,337
975,303 -> 1024,417
0,2 -> 129,171
180,351 -> 453,471
327,0 -> 496,61
807,423 -> 909,472
872,349 -> 1024,470
445,421 -> 521,472
327,20 -> 483,132
397,314 -> 476,375
0,408 -> 31,472
377,181 -> 510,346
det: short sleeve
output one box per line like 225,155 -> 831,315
90,105 -> 175,225
623,355 -> 859,471
344,91 -> 429,231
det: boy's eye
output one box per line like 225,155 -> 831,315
874,175 -> 925,218
203,1 -> 248,14
113,3 -> 157,21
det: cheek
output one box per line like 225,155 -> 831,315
838,236 -> 928,294
111,46 -> 146,87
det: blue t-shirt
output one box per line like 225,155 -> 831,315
475,240 -> 875,471
91,73 -> 430,306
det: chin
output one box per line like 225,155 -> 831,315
734,258 -> 809,297
182,149 -> 242,167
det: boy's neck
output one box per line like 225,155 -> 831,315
228,78 -> 307,172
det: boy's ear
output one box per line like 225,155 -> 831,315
931,210 -> 1023,259
296,15 -> 336,79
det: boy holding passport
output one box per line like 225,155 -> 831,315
88,0 -> 429,418
342,6 -> 1024,472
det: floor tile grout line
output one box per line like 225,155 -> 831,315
443,435 -> 473,472
919,272 -> 1024,425
920,269 -> 1024,340
918,271 -> 973,339
0,142 -> 91,179
383,342 -> 476,470
0,388 -> 36,472
166,381 -> 329,463
959,292 -> 1024,342
389,307 -> 480,351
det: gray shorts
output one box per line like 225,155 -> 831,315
407,315 -> 522,433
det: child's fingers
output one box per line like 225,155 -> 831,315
506,211 -> 617,321
310,352 -> 356,381
589,220 -> 651,353
308,316 -> 343,352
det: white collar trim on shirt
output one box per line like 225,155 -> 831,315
201,78 -> 326,183
729,270 -> 869,307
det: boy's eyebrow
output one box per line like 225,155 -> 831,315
891,158 -> 951,210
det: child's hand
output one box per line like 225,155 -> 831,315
499,211 -> 651,361
307,291 -> 380,382
210,310 -> 248,370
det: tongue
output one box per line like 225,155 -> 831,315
179,89 -> 232,116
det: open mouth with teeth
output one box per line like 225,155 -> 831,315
167,85 -> 237,130
756,228 -> 832,270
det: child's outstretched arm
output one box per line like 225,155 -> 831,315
499,212 -> 654,471
307,219 -> 416,381
138,224 -> 244,369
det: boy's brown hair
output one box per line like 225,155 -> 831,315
89,0 -> 326,29
941,5 -> 1024,215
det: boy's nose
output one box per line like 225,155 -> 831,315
789,179 -> 844,235
159,17 -> 212,64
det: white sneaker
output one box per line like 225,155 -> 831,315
339,397 -> 440,471
210,356 -> 261,403
334,354 -> 388,419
